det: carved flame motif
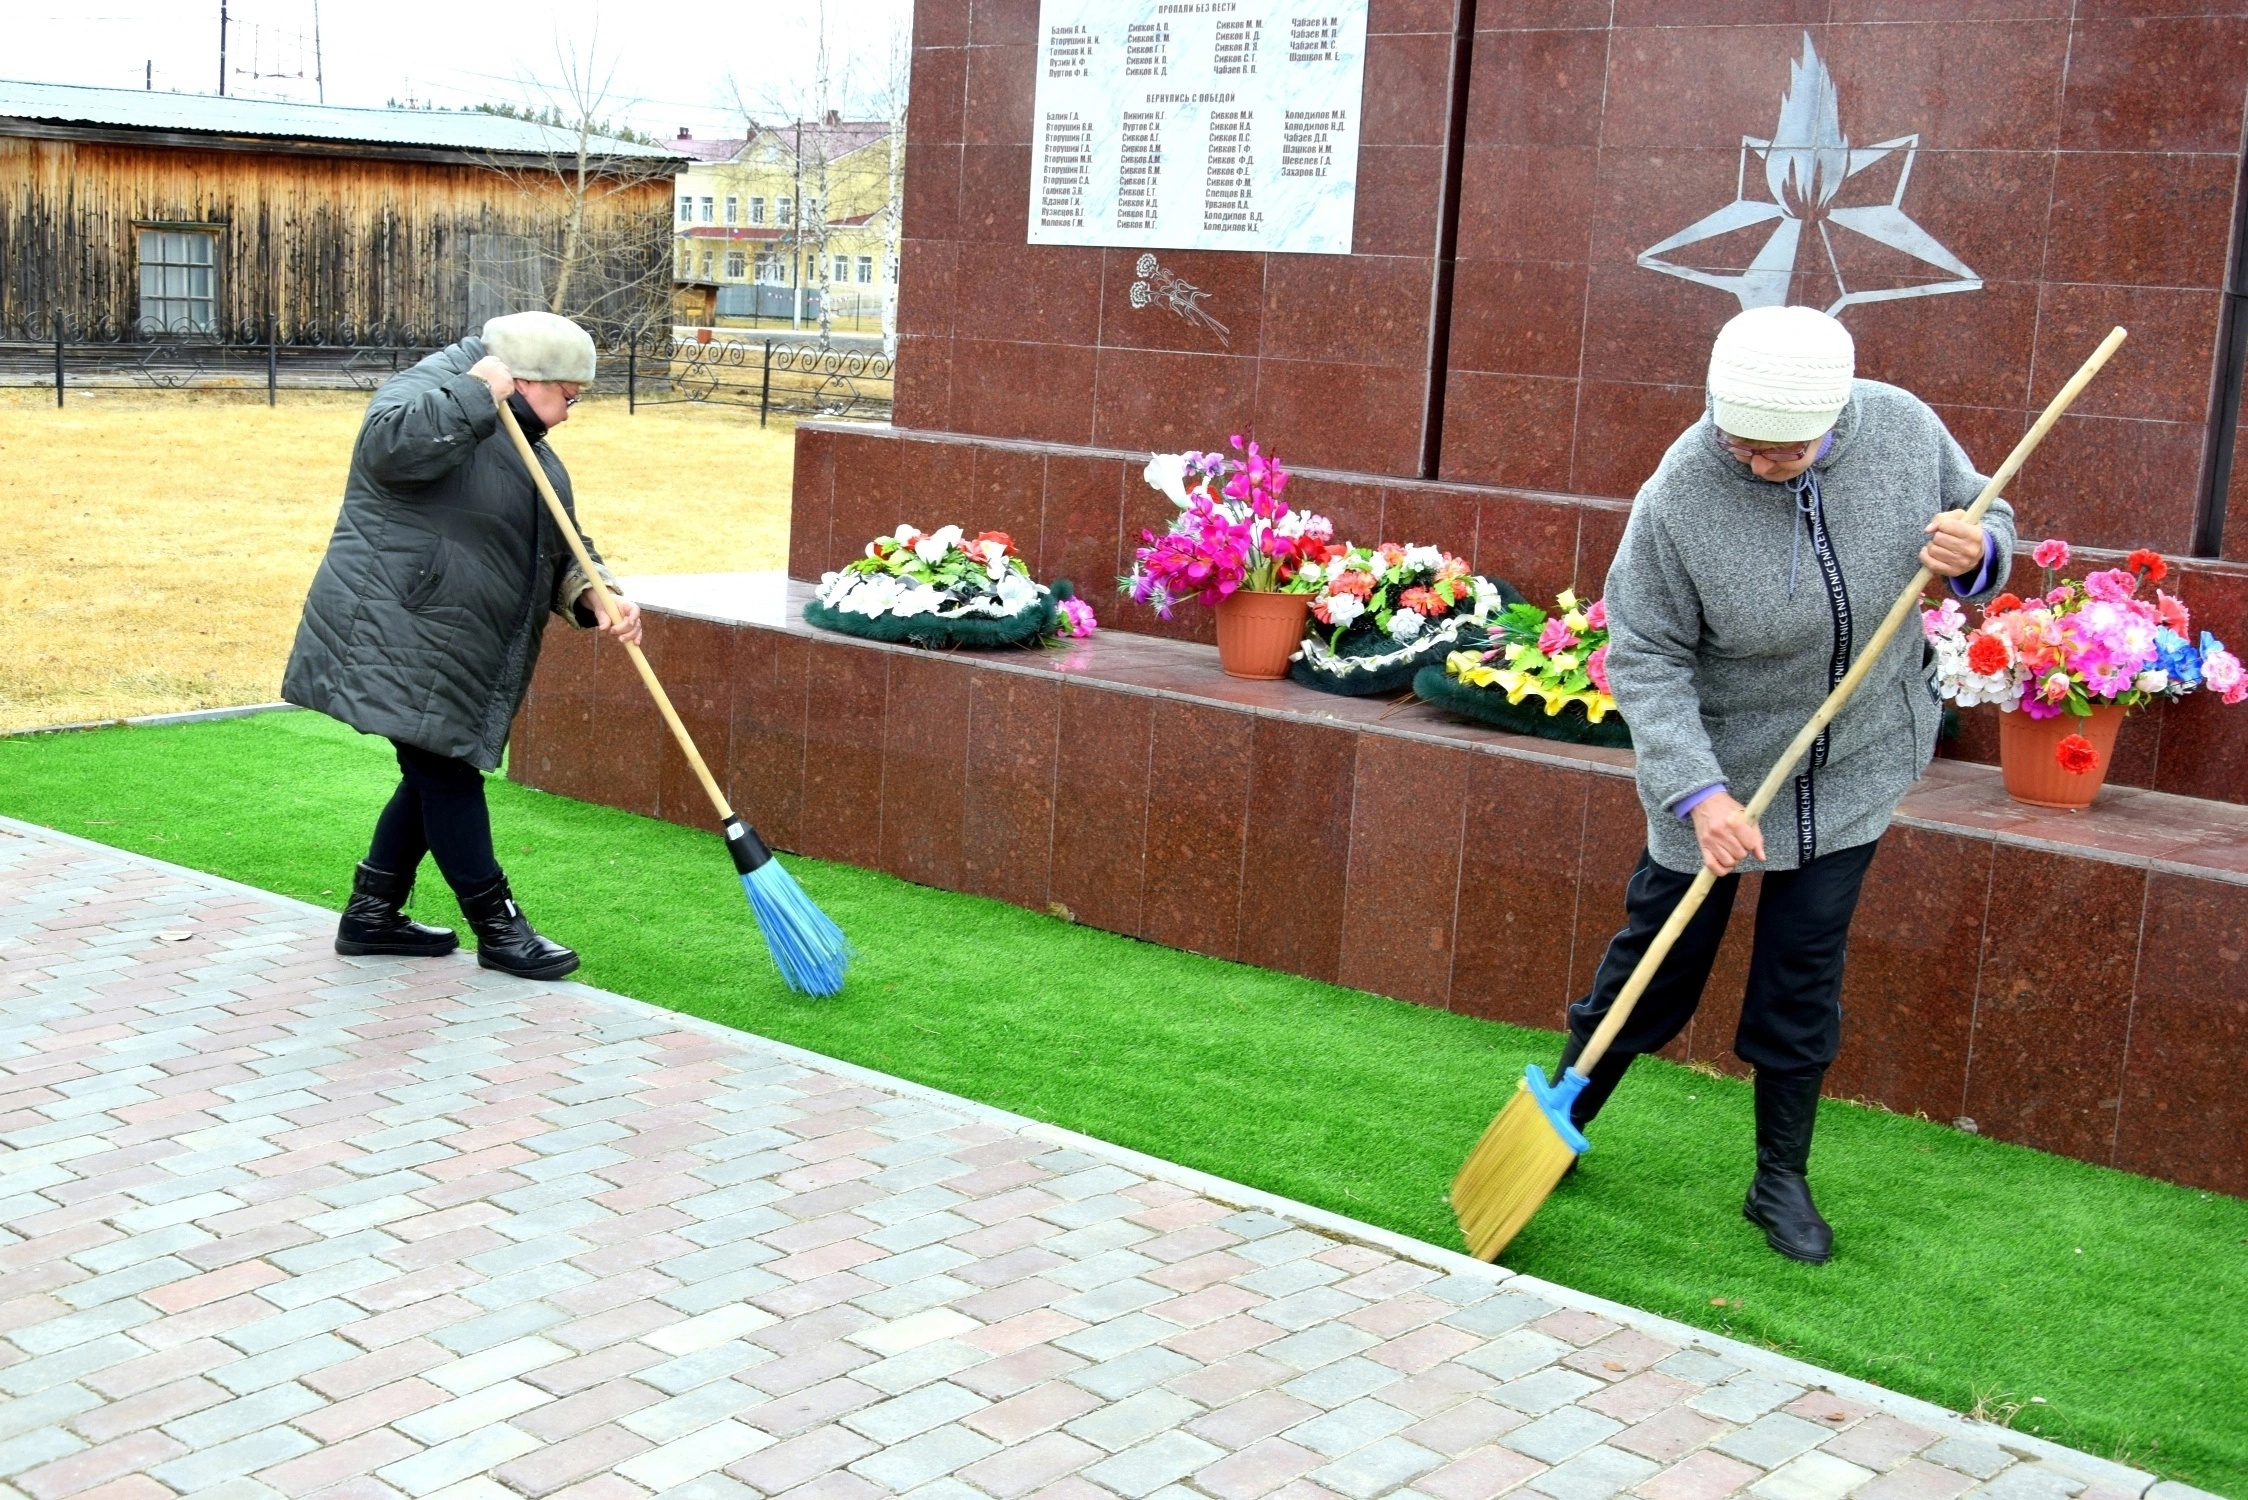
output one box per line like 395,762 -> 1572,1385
1636,33 -> 1981,315
1128,254 -> 1231,346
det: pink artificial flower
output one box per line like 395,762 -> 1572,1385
1585,598 -> 1608,631
2205,644 -> 2245,696
1538,617 -> 1575,655
1922,598 -> 1965,642
1586,644 -> 1611,695
1057,596 -> 1098,638
2156,590 -> 2191,634
2032,538 -> 2071,570
2082,568 -> 2138,603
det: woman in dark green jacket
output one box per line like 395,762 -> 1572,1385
283,312 -> 641,979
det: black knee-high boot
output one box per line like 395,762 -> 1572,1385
1743,1068 -> 1833,1263
1556,1033 -> 1636,1129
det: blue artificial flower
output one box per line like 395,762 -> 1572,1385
2156,627 -> 2203,688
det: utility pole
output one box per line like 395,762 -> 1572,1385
313,0 -> 324,102
791,120 -> 804,332
145,59 -> 152,90
218,0 -> 228,95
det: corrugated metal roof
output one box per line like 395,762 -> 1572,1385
0,78 -> 684,159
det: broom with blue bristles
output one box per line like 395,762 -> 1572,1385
1450,324 -> 2130,1261
497,398 -> 853,996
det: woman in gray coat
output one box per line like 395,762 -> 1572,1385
283,312 -> 641,980
1560,306 -> 2014,1263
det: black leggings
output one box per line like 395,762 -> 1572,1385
1567,839 -> 1881,1089
365,741 -> 503,896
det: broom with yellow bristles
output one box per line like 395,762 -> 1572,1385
1451,325 -> 2130,1262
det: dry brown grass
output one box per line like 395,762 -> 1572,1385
0,387 -> 795,733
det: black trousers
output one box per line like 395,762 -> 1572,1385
1566,839 -> 1881,1084
365,741 -> 503,896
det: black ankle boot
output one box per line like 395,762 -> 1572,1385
457,875 -> 579,980
336,863 -> 459,957
1744,1069 -> 1833,1263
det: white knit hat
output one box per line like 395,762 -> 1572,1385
482,311 -> 596,383
1707,305 -> 1854,442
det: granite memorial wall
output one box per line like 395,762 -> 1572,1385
514,0 -> 2248,1193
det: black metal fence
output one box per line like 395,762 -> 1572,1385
0,317 -> 892,424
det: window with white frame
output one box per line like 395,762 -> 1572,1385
137,228 -> 218,335
832,255 -> 849,283
749,197 -> 766,224
856,256 -> 874,284
700,250 -> 713,276
725,196 -> 738,224
678,195 -> 692,222
755,252 -> 782,283
778,197 -> 793,225
725,250 -> 746,278
699,197 -> 714,222
804,196 -> 819,221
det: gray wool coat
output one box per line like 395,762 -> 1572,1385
1603,379 -> 2016,875
282,338 -> 608,770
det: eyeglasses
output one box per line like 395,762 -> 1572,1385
561,388 -> 582,408
1718,434 -> 1820,464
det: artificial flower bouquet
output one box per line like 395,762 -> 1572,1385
1125,437 -> 1336,615
1414,589 -> 1632,748
1289,542 -> 1523,697
1921,540 -> 2240,789
807,524 -> 1093,650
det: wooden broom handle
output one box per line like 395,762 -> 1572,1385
1573,325 -> 2129,1077
494,394 -> 738,825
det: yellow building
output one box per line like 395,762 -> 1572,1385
671,113 -> 898,333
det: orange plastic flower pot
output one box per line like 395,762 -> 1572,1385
1214,590 -> 1313,679
1998,701 -> 2126,809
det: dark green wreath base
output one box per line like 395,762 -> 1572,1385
805,579 -> 1072,650
1412,664 -> 1634,749
1287,576 -> 1524,698
1290,625 -> 1489,698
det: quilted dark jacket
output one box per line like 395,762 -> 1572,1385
282,337 -> 606,769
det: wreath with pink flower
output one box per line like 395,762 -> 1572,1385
1288,542 -> 1522,697
1413,590 -> 1632,748
807,524 -> 1094,650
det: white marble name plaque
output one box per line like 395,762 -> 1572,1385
1027,0 -> 1367,255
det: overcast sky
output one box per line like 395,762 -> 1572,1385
8,0 -> 913,139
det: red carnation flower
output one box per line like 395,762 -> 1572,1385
1985,593 -> 2023,616
2127,548 -> 2168,584
1965,633 -> 2011,676
2055,733 -> 2099,776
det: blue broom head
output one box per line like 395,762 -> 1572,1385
725,818 -> 853,996
1523,1063 -> 1593,1154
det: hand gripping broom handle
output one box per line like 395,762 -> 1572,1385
494,397 -> 740,829
1570,325 -> 2129,1079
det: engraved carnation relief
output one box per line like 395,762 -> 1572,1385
1129,253 -> 1231,345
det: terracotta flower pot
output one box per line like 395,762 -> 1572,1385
1999,701 -> 2126,809
1214,590 -> 1313,679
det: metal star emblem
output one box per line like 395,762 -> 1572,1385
1636,33 -> 1980,314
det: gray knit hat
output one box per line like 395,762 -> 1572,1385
482,310 -> 596,383
1707,305 -> 1854,442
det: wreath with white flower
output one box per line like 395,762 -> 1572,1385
806,525 -> 1093,649
1287,542 -> 1521,697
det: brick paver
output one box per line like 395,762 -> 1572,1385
0,819 -> 2189,1500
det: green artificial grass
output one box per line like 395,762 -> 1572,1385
4,710 -> 2244,1496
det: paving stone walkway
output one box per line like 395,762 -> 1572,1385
0,819 -> 2189,1500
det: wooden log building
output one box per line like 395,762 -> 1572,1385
0,79 -> 685,344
